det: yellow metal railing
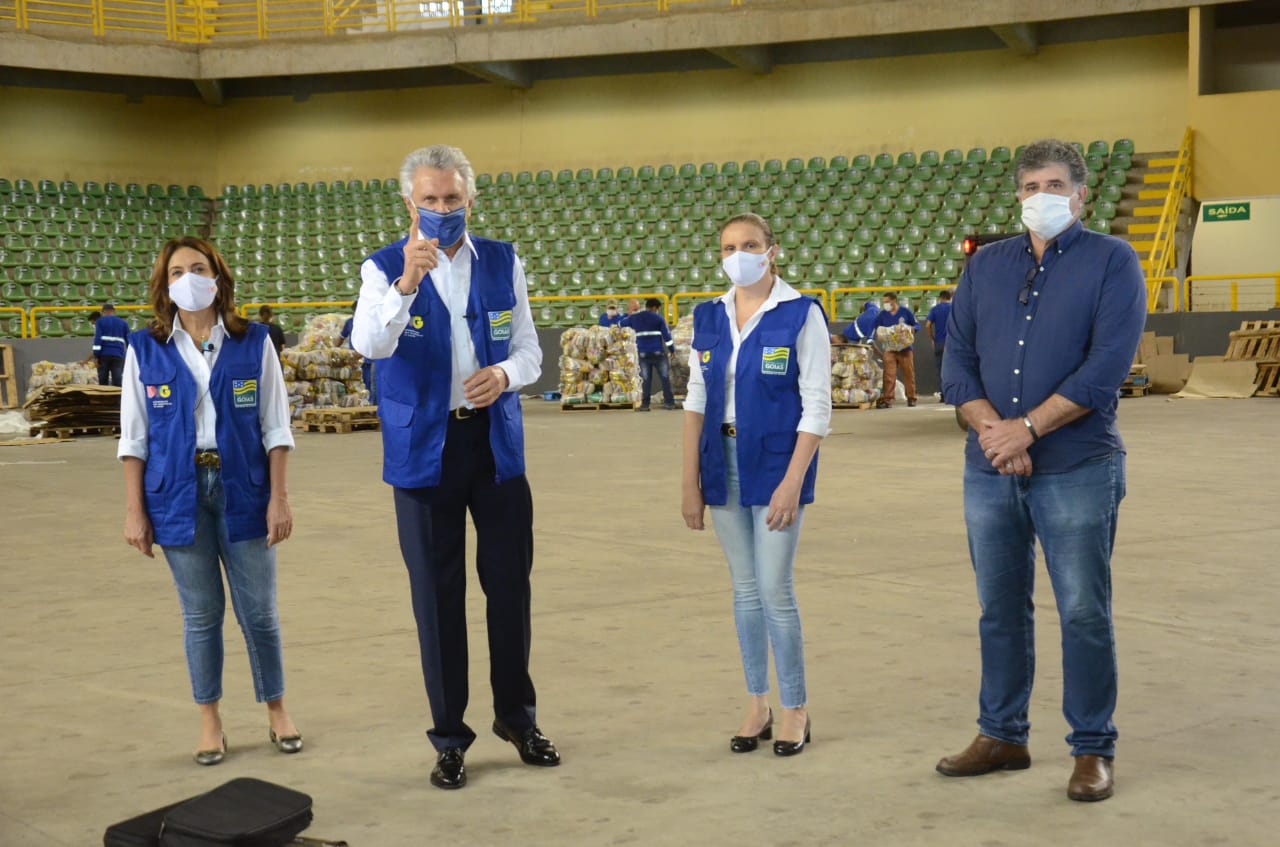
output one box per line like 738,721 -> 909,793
1146,127 -> 1193,291
1146,276 -> 1178,313
1181,273 -> 1280,313
671,288 -> 830,323
0,306 -> 30,339
27,303 -> 151,337
1,0 -> 746,42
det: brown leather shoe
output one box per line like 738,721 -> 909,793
936,734 -> 1031,777
1067,755 -> 1114,802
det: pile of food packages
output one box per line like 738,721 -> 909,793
669,314 -> 695,396
26,361 -> 99,400
279,313 -> 369,418
875,323 -> 916,352
558,325 -> 642,406
831,343 -> 884,406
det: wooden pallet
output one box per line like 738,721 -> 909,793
1225,320 -> 1280,361
1254,362 -> 1280,397
1119,384 -> 1149,398
29,424 -> 121,438
560,402 -> 638,411
297,405 -> 380,433
0,437 -> 72,447
832,402 -> 875,410
0,344 -> 18,410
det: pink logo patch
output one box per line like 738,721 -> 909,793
146,385 -> 157,398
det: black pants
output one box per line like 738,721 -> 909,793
393,412 -> 536,752
933,342 -> 945,392
98,356 -> 124,387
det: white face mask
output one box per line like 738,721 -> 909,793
721,249 -> 772,287
169,271 -> 218,313
1020,192 -> 1076,240
606,308 -> 617,317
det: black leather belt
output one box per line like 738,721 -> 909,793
195,450 -> 221,468
720,423 -> 737,437
452,407 -> 486,421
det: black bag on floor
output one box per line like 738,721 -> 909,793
105,778 -> 341,847
159,778 -> 312,846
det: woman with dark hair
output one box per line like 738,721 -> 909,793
118,236 -> 302,765
681,213 -> 831,757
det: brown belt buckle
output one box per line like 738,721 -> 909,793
453,407 -> 476,420
195,451 -> 220,468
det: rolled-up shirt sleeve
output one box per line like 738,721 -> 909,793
258,338 -> 295,452
351,258 -> 417,360
494,255 -> 543,393
684,344 -> 707,415
796,302 -> 832,437
941,264 -> 987,407
1053,244 -> 1148,410
117,345 -> 149,461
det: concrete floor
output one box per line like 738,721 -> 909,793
1,396 -> 1277,846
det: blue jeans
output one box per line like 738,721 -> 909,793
963,452 -> 1125,757
638,352 -> 674,408
161,467 -> 285,705
708,437 -> 807,708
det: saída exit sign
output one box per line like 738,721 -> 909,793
1203,202 -> 1250,222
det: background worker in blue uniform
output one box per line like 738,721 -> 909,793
118,236 -> 301,766
874,292 -> 920,408
622,297 -> 676,410
682,213 -> 831,758
831,299 -> 880,345
937,139 -> 1147,803
93,303 -> 130,386
598,299 -> 624,327
351,144 -> 558,791
926,289 -> 953,401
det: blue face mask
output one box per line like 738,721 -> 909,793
416,206 -> 467,246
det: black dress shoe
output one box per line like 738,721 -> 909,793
729,709 -> 773,753
492,720 -> 561,766
430,748 -> 466,789
773,717 -> 811,757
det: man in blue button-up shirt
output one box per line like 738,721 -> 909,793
937,139 -> 1146,803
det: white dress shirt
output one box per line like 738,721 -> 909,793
350,233 -> 542,409
117,314 -> 295,461
684,278 -> 832,437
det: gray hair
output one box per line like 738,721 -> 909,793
399,145 -> 477,200
1014,139 -> 1088,190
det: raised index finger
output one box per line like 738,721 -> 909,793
403,196 -> 420,242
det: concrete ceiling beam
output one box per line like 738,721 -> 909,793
193,77 -> 224,105
707,44 -> 774,75
455,60 -> 533,89
990,22 -> 1039,56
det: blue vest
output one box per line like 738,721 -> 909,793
95,315 -> 130,358
692,296 -> 820,508
129,323 -> 271,547
367,236 -> 525,490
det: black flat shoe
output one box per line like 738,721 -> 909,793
493,719 -> 561,766
773,716 -> 811,757
729,709 -> 774,753
269,728 -> 304,754
431,748 -> 466,789
193,733 -> 227,766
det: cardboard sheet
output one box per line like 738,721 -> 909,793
1172,360 -> 1259,399
1145,354 -> 1192,393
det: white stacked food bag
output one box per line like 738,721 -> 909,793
875,323 -> 916,352
670,313 -> 694,397
558,325 -> 642,406
279,313 -> 369,418
830,344 -> 883,406
27,361 -> 98,399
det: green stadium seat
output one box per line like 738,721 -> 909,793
941,149 -> 963,166
1109,151 -> 1132,170
1112,138 -> 1135,155
966,148 -> 987,165
1086,140 -> 1109,157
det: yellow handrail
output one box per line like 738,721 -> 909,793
1181,272 -> 1280,312
28,303 -> 150,337
1146,127 -> 1193,291
1146,276 -> 1179,312
2,0 -> 747,42
0,306 -> 30,339
670,288 -> 830,323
